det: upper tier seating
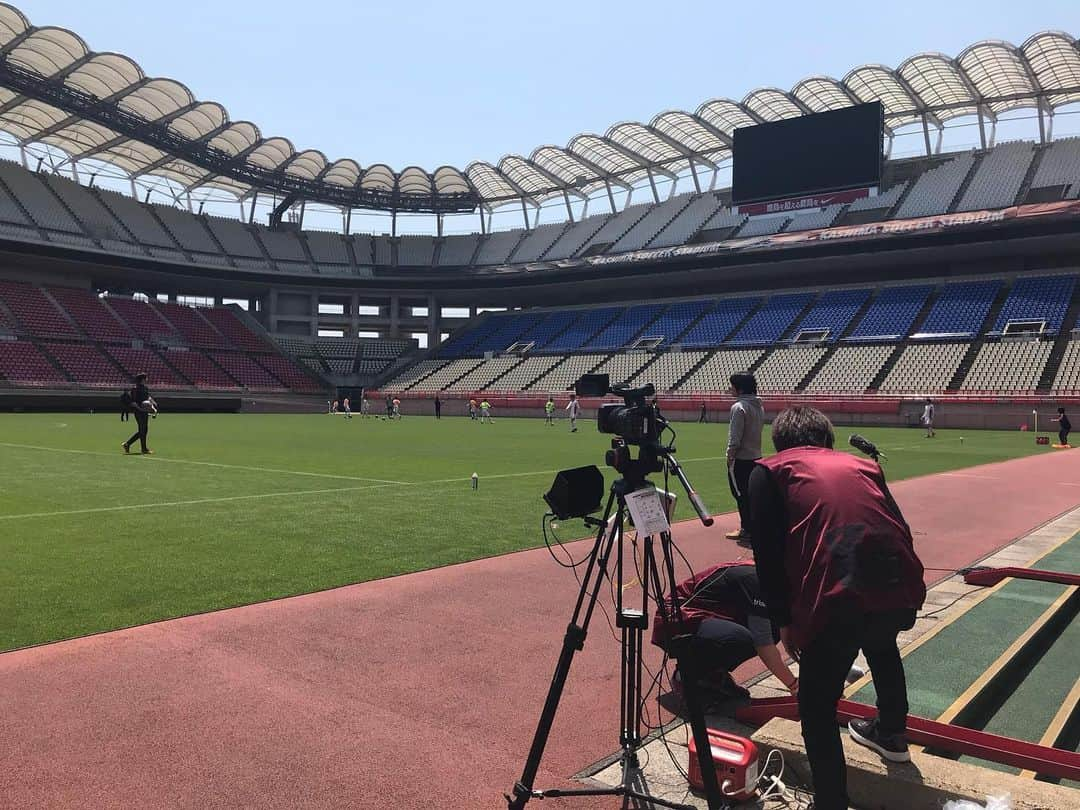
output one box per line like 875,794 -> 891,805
305,230 -> 351,267
382,359 -> 447,392
200,307 -> 271,352
696,207 -> 746,236
152,207 -> 230,265
317,338 -> 359,358
648,194 -> 725,248
894,153 -> 976,219
803,344 -> 896,393
960,339 -> 1051,391
578,204 -> 650,254
361,339 -> 411,359
0,339 -> 67,384
487,355 -> 562,391
680,299 -> 760,348
528,354 -> 607,392
105,297 -> 179,341
209,352 -> 282,389
41,173 -> 127,242
728,293 -> 813,345
438,233 -> 480,266
154,302 -> 229,348
543,307 -> 622,353
631,350 -> 708,392
754,345 -> 827,392
585,304 -> 665,350
204,217 -> 262,258
543,214 -> 611,260
258,228 -> 309,265
463,312 -> 545,356
610,195 -> 692,252
350,235 -> 374,265
790,288 -> 870,341
647,300 -> 713,346
784,205 -> 844,233
679,350 -> 764,392
374,236 -> 393,266
0,280 -> 78,337
509,222 -> 567,263
916,280 -> 1001,337
847,285 -> 932,340
956,141 -> 1034,211
0,161 -> 82,235
1053,339 -> 1080,392
164,349 -> 237,389
94,188 -> 177,252
992,275 -> 1076,333
44,342 -> 127,386
877,342 -> 969,392
47,286 -> 131,342
736,216 -> 790,237
846,182 -> 908,212
474,231 -> 523,266
106,346 -> 187,388
398,235 -> 435,267
1030,137 -> 1080,198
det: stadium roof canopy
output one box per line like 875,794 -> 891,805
0,3 -> 1076,214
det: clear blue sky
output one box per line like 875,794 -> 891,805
18,1 -> 1080,171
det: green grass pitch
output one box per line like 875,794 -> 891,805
0,411 -> 1048,652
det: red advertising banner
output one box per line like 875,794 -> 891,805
736,187 -> 871,216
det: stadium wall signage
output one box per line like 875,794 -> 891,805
582,200 -> 1080,268
736,187 -> 871,216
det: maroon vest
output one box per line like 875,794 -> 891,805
650,561 -> 752,648
758,447 -> 926,648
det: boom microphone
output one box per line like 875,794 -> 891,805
849,433 -> 886,461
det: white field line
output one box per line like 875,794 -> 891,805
0,483 -> 396,521
0,441 -> 406,485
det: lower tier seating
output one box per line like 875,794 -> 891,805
877,343 -> 969,393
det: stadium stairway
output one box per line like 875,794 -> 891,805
38,288 -> 85,336
1017,144 -> 1050,205
579,204 -> 653,257
198,219 -> 236,268
794,290 -> 881,392
667,350 -> 718,392
947,282 -> 1014,391
945,153 -> 984,214
1037,284 -> 1080,392
251,228 -> 280,271
40,181 -> 97,247
146,207 -> 194,261
864,287 -> 944,390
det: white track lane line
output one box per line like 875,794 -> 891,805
0,441 -> 407,485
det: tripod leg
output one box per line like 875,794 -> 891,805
507,496 -> 623,810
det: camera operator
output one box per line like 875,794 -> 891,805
748,406 -> 925,810
725,372 -> 764,545
651,562 -> 799,703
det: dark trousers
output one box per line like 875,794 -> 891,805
689,618 -> 757,675
699,411 -> 706,423
120,408 -> 130,422
728,459 -> 757,532
797,609 -> 914,810
435,406 -> 441,419
124,411 -> 149,452
1061,429 -> 1070,445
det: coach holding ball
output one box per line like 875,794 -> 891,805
749,406 -> 926,810
121,372 -> 154,455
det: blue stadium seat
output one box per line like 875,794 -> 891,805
728,293 -> 814,345
439,311 -> 537,357
680,298 -> 761,348
647,299 -> 714,346
917,280 -> 1002,336
992,275 -> 1076,334
847,285 -> 933,340
543,307 -> 623,352
585,304 -> 666,350
791,289 -> 870,341
517,310 -> 580,348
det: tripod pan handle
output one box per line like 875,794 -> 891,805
687,489 -> 713,527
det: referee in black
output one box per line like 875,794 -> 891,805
121,372 -> 153,455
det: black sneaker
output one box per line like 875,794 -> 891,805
848,718 -> 910,762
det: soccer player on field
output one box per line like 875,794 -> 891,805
921,398 -> 935,438
1052,407 -> 1071,447
566,393 -> 580,433
361,396 -> 370,418
342,397 -> 352,419
544,396 -> 555,426
480,399 -> 493,423
392,397 -> 402,419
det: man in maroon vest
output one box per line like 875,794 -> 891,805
749,406 -> 925,810
651,562 -> 799,702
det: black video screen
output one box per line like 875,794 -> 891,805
731,102 -> 883,205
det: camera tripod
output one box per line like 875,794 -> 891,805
507,442 -> 729,810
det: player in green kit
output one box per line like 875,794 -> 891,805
544,397 -> 555,426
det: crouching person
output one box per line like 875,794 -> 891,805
749,406 -> 926,810
652,561 -> 799,705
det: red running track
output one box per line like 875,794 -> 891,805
2,450 -> 1080,809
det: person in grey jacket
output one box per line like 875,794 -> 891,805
726,372 -> 764,544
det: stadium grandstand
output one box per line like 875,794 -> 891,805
0,0 -> 1073,423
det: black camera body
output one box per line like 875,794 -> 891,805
576,373 -> 665,448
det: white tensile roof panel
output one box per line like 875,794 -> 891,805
0,3 -> 1073,211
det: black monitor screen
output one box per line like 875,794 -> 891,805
732,102 -> 883,205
